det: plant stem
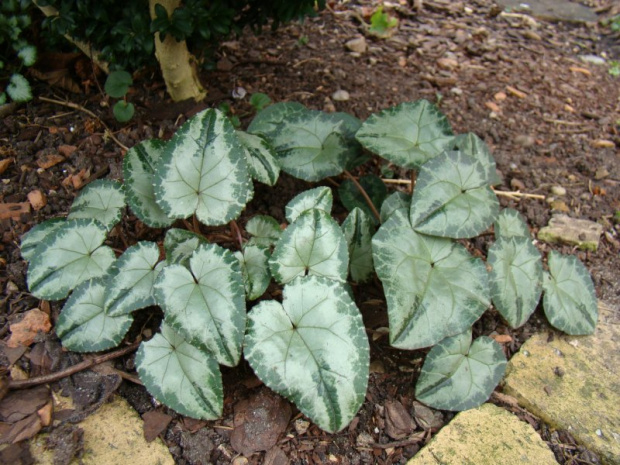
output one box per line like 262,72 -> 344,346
8,341 -> 141,390
230,220 -> 244,250
344,170 -> 381,222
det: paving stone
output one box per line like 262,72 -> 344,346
504,302 -> 620,465
407,403 -> 557,464
538,214 -> 604,251
30,395 -> 174,465
494,0 -> 597,23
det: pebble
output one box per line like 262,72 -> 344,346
595,168 -> 609,180
437,57 -> 458,70
514,134 -> 536,147
345,36 -> 367,54
450,87 -> 463,96
580,55 -> 606,66
550,185 -> 567,196
511,179 -> 526,191
332,90 -> 350,102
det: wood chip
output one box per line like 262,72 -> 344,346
569,66 -> 591,76
506,85 -> 527,98
494,92 -> 507,101
485,101 -> 501,113
36,153 -> 65,169
27,190 -> 47,211
0,158 -> 13,175
0,202 -> 30,220
591,139 -> 615,148
58,145 -> 78,157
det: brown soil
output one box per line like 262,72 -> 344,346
1,1 -> 619,464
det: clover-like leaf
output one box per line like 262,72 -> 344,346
20,218 -> 65,262
154,243 -> 245,366
451,133 -> 501,185
235,244 -> 271,300
246,215 -> 282,247
245,276 -> 369,433
27,219 -> 116,300
338,175 -> 386,224
68,179 -> 126,230
56,278 -> 133,352
356,100 -> 454,169
7,73 -> 32,102
136,322 -> 223,420
342,208 -> 374,283
164,228 -> 208,266
494,208 -> 530,239
285,186 -> 333,223
123,139 -> 175,228
410,151 -> 499,238
18,45 -> 37,67
105,242 -> 164,316
247,102 -> 306,139
237,130 -> 280,186
105,70 -> 133,98
488,237 -> 542,328
380,191 -> 411,224
153,108 -> 251,226
372,211 -> 490,349
542,251 -> 598,335
270,209 -> 349,284
415,330 -> 507,411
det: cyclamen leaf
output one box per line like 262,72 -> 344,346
248,102 -> 307,139
285,186 -> 333,223
246,215 -> 281,247
415,330 -> 507,411
27,219 -> 116,300
18,45 -> 37,67
20,218 -> 65,262
236,131 -> 280,186
338,175 -> 386,224
542,251 -> 598,335
494,208 -> 530,240
56,278 -> 133,352
154,108 -> 251,226
68,179 -> 126,230
136,322 -> 223,420
270,209 -> 349,284
488,237 -> 542,328
164,228 -> 208,267
105,242 -> 164,317
342,208 -> 374,283
410,151 -> 499,239
154,243 -> 245,366
235,244 -> 271,300
451,133 -> 501,185
113,101 -> 135,122
245,276 -> 369,433
7,74 -> 32,102
356,100 -> 454,169
380,191 -> 411,224
372,211 -> 490,350
123,139 -> 174,228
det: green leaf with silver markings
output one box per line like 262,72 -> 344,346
494,208 -> 530,240
247,102 -> 306,139
342,208 -> 374,283
285,186 -> 333,223
338,175 -> 386,224
236,130 -> 280,186
246,215 -> 281,247
20,218 -> 65,262
235,244 -> 271,300
68,179 -> 126,230
164,228 -> 208,267
380,191 -> 411,224
450,133 -> 501,185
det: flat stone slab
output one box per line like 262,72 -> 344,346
30,395 -> 174,465
504,302 -> 620,464
538,214 -> 603,251
407,403 -> 557,464
495,0 -> 598,23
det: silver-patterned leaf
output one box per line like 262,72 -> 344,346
164,228 -> 208,267
542,251 -> 598,335
372,211 -> 490,350
235,244 -> 271,300
410,151 -> 499,238
237,130 -> 280,186
154,243 -> 245,366
415,330 -> 507,411
67,179 -> 126,230
105,241 -> 164,316
123,139 -> 174,227
269,209 -> 348,285
342,208 -> 374,283
379,191 -> 411,224
246,215 -> 282,247
27,219 -> 116,300
136,322 -> 223,420
153,108 -> 251,226
20,218 -> 65,262
56,278 -> 133,352
245,276 -> 369,433
247,102 -> 307,139
488,236 -> 542,328
451,133 -> 501,185
494,208 -> 531,239
356,100 -> 454,169
285,186 -> 333,224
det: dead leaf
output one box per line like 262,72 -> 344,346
0,386 -> 50,423
36,153 -> 65,169
0,158 -> 13,175
37,401 -> 53,427
491,334 -> 513,344
384,400 -> 416,440
412,401 -> 443,431
0,413 -> 42,444
0,203 -> 30,220
7,309 -> 52,348
27,190 -> 47,211
142,410 -> 173,442
61,169 -> 90,190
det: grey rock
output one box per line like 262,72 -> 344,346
538,214 -> 604,251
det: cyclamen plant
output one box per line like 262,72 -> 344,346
20,100 -> 598,432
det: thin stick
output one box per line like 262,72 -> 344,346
8,341 -> 141,390
344,170 -> 381,222
39,96 -> 129,152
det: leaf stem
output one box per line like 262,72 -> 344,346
381,179 -> 545,200
344,170 -> 381,223
230,220 -> 244,250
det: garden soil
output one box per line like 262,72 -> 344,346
1,0 -> 619,464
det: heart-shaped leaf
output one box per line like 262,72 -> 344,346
123,139 -> 175,227
235,244 -> 271,300
56,278 -> 133,352
105,242 -> 164,317
247,102 -> 307,139
153,108 -> 251,226
154,243 -> 245,366
237,130 -> 280,186
342,208 -> 374,283
542,251 -> 598,335
356,100 -> 454,169
285,186 -> 333,223
488,237 -> 542,328
338,175 -> 387,224
105,70 -> 133,98
410,151 -> 499,238
245,276 -> 369,433
372,211 -> 490,349
415,330 -> 507,411
494,208 -> 530,239
246,215 -> 282,247
20,218 -> 65,262
270,209 -> 348,284
27,219 -> 116,300
380,191 -> 411,224
136,322 -> 223,420
113,101 -> 135,122
67,179 -> 126,230
164,228 -> 208,267
450,133 -> 501,185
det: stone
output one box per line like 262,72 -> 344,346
514,134 -> 536,147
538,214 -> 603,251
407,403 -> 557,464
550,185 -> 566,196
494,0 -> 597,23
504,302 -> 620,465
332,90 -> 350,102
345,36 -> 367,54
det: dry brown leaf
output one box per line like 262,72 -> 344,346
0,158 -> 13,175
36,153 -> 65,169
0,203 -> 30,220
7,309 -> 52,348
491,334 -> 513,344
142,410 -> 173,442
27,190 -> 47,211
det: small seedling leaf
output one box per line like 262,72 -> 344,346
68,179 -> 126,230
113,101 -> 135,122
249,92 -> 272,112
105,70 -> 133,98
